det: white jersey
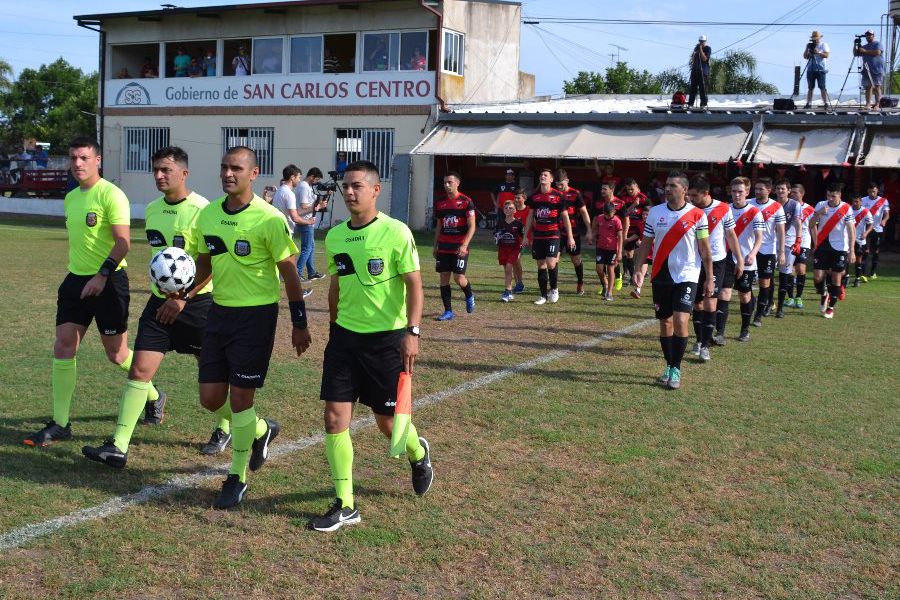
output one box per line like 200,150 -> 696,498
698,199 -> 735,262
272,183 -> 298,234
814,200 -> 855,251
851,206 -> 874,244
751,197 -> 786,254
730,203 -> 766,271
798,203 -> 815,248
780,198 -> 803,246
642,202 -> 709,284
860,195 -> 890,233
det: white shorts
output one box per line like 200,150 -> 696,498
779,245 -> 796,274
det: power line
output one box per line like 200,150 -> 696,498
522,17 -> 878,28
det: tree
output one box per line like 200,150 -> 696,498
655,68 -> 690,94
0,58 -> 12,94
563,63 -> 661,95
0,58 -> 98,151
563,71 -> 605,95
706,50 -> 778,95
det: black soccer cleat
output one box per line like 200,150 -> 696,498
142,387 -> 167,425
751,317 -> 763,328
410,436 -> 434,496
775,309 -> 785,318
200,427 -> 232,455
23,421 -> 72,447
213,474 -> 247,509
82,440 -> 127,469
310,498 -> 361,532
249,418 -> 280,471
738,329 -> 751,342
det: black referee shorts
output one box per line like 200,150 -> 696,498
320,322 -> 405,416
134,293 -> 212,356
56,270 -> 130,336
198,302 -> 278,389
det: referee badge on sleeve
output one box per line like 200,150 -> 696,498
368,257 -> 385,276
234,240 -> 251,256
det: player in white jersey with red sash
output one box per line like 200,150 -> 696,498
860,182 -> 890,279
849,196 -> 874,288
772,178 -> 803,318
750,178 -> 786,326
632,172 -> 714,390
810,181 -> 856,319
788,183 -> 815,309
687,177 -> 742,361
723,177 -> 765,342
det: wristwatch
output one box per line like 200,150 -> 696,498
406,325 -> 420,337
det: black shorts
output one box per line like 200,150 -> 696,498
595,249 -> 617,265
721,255 -> 737,290
757,253 -> 777,279
623,238 -> 641,252
134,293 -> 212,356
866,230 -> 882,251
320,322 -> 405,416
435,252 -> 468,274
56,270 -> 130,336
566,235 -> 582,256
198,302 -> 278,388
531,237 -> 560,260
697,258 -> 727,300
652,281 -> 697,320
813,243 -> 848,273
794,247 -> 810,264
735,269 -> 758,294
854,241 -> 866,257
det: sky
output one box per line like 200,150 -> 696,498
1,0 -> 892,98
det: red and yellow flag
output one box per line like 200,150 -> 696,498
389,371 -> 412,458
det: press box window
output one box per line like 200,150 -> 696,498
222,127 -> 275,176
291,36 -> 323,73
363,31 -> 429,72
123,127 -> 170,173
253,38 -> 283,75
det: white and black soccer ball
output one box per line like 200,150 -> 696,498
148,247 -> 196,294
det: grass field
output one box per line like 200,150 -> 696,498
0,216 -> 897,599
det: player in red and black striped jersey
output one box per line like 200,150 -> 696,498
555,169 -> 594,295
523,169 -> 575,305
620,178 -> 651,290
432,172 -> 477,321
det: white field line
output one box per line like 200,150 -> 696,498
0,318 -> 656,551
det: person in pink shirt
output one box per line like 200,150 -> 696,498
592,200 -> 623,301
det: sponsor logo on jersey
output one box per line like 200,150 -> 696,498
85,212 -> 98,227
536,207 -> 552,219
367,257 -> 385,276
234,240 -> 251,256
345,235 -> 365,243
172,235 -> 185,248
146,230 -> 166,247
443,215 -> 460,228
163,209 -> 178,215
221,220 -> 238,226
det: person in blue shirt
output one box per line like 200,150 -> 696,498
856,30 -> 884,110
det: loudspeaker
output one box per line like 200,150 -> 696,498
774,98 -> 796,111
879,97 -> 898,108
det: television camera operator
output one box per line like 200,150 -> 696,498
854,30 -> 884,110
688,35 -> 711,108
803,31 -> 830,109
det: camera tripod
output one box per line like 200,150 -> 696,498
835,39 -> 877,110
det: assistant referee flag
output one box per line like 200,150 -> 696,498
390,371 -> 413,458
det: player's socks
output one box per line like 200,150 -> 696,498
51,357 -> 77,426
740,297 -> 754,330
754,287 -> 766,319
216,416 -> 231,435
461,282 -> 474,300
871,252 -> 879,275
537,269 -> 548,298
796,274 -> 807,298
716,300 -> 730,333
574,263 -> 584,284
548,266 -> 558,290
702,309 -> 716,348
777,273 -> 788,311
117,350 -> 160,402
693,312 -> 704,342
659,336 -> 673,366
623,257 -> 634,281
855,261 -> 863,278
255,415 -> 268,438
828,284 -> 841,307
325,429 -> 354,508
439,285 -> 452,312
230,407 -> 257,483
814,279 -> 825,297
113,380 -> 150,452
405,422 -> 425,462
118,350 -> 133,372
670,336 -> 688,370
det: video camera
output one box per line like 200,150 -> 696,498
312,170 -> 341,214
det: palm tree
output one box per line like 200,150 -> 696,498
0,58 -> 13,94
707,50 -> 778,95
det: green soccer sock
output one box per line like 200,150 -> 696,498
113,380 -> 150,453
51,357 -> 77,425
405,422 -> 425,462
255,415 -> 268,439
230,407 -> 257,483
325,430 -> 354,509
117,350 -> 159,402
214,407 -> 231,435
118,350 -> 133,372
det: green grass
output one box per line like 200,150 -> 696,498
0,217 -> 897,598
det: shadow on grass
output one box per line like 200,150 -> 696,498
246,485 -> 393,520
416,359 -> 659,387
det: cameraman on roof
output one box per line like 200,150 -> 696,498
689,34 -> 711,108
854,30 -> 884,110
803,30 -> 830,109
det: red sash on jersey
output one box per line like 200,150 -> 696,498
707,202 -> 730,232
651,207 -> 704,279
760,201 -> 780,222
732,205 -> 760,239
816,203 -> 850,246
869,197 -> 887,217
854,208 -> 870,226
800,204 -> 815,222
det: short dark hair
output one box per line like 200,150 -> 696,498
689,176 -> 710,194
774,178 -> 791,188
667,171 -> 689,188
555,168 -> 568,181
791,182 -> 805,193
344,160 -> 380,182
539,168 -> 554,177
225,145 -> 258,168
867,181 -> 880,190
282,164 -> 301,180
445,171 -> 462,182
151,145 -> 189,167
755,177 -> 773,190
307,167 -> 323,178
603,200 -> 616,212
600,181 -> 615,190
826,181 -> 844,193
69,137 -> 101,155
621,177 -> 637,188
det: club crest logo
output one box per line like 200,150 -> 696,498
114,82 -> 152,106
368,257 -> 385,276
234,240 -> 251,256
85,212 -> 98,227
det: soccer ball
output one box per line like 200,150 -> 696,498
148,247 -> 196,294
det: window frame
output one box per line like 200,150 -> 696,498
442,29 -> 464,76
251,36 -> 285,76
122,127 -> 170,173
335,128 -> 395,181
289,34 -> 324,74
221,127 -> 275,176
361,29 -> 431,73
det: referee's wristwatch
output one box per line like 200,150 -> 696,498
406,325 -> 420,337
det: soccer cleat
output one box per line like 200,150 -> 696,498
434,310 -> 455,321
614,276 -> 623,291
534,296 -> 547,305
763,306 -> 772,318
465,295 -> 476,314
838,286 -> 846,301
751,317 -> 763,328
738,329 -> 750,342
775,309 -> 785,318
784,297 -> 795,308
548,289 -> 560,303
819,295 -> 829,314
142,387 -> 167,425
307,272 -> 326,281
200,428 -> 232,455
249,418 -> 280,471
666,367 -> 682,390
712,333 -> 726,346
691,342 -> 702,356
500,291 -> 513,303
82,440 -> 127,469
410,436 -> 433,496
795,297 -> 804,309
630,288 -> 641,299
699,347 -> 711,362
605,294 -> 615,302
870,273 -> 878,280
303,288 -> 314,299
23,421 -> 72,447
310,498 -> 361,532
213,474 -> 247,509
824,307 -> 834,319
513,281 -> 525,294
859,275 -> 868,283
656,366 -> 672,386
576,282 -> 585,296
852,278 -> 860,288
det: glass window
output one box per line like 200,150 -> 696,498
291,36 -> 323,73
400,32 -> 428,71
443,30 -> 464,76
253,38 -> 283,75
336,128 -> 394,181
363,33 -> 399,72
222,127 -> 275,176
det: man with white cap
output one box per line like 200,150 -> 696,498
689,35 -> 711,108
803,31 -> 830,109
